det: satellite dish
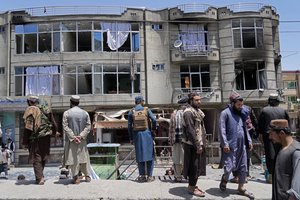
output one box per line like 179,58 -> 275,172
174,40 -> 183,48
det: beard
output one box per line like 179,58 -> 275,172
192,102 -> 200,109
232,105 -> 241,114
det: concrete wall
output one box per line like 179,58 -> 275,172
144,9 -> 172,104
0,14 -> 7,96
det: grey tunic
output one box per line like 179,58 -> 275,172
273,140 -> 300,200
63,106 -> 91,175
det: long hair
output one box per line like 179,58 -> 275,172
188,92 -> 200,104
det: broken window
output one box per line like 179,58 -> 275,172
101,22 -> 139,52
94,32 -> 103,51
180,64 -> 211,93
14,63 -> 140,96
232,19 -> 263,48
93,64 -> 140,94
14,66 -> 60,96
0,67 -> 5,74
15,21 -> 139,54
78,21 -> 92,51
235,61 -> 266,90
63,64 -> 92,95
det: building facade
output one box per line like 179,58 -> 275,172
0,3 -> 281,165
282,70 -> 300,133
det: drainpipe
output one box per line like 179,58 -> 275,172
143,9 -> 148,103
7,11 -> 11,97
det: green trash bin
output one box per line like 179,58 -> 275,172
87,143 -> 120,180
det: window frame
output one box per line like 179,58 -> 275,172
232,18 -> 264,49
179,64 -> 211,93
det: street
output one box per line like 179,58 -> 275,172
0,164 -> 272,200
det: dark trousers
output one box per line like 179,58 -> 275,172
29,135 -> 50,181
263,135 -> 280,174
33,154 -> 46,181
183,143 -> 199,187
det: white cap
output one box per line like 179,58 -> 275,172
70,95 -> 80,102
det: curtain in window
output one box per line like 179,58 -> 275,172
180,24 -> 205,52
25,66 -> 59,96
101,22 -> 130,50
258,70 -> 267,89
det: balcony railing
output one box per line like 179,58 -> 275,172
13,6 -> 128,16
226,3 -> 276,13
177,4 -> 213,13
178,44 -> 213,57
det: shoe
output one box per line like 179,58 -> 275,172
147,176 -> 155,182
137,175 -> 146,183
72,176 -> 80,184
219,175 -> 227,191
237,189 -> 255,200
85,176 -> 91,182
174,177 -> 183,183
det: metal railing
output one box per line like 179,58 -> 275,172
175,87 -> 214,94
177,4 -> 213,13
226,3 -> 276,13
179,44 -> 213,56
14,6 -> 128,16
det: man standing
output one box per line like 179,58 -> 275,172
63,95 -> 91,184
258,93 -> 290,183
269,119 -> 300,200
7,138 -> 15,165
182,92 -> 206,197
22,96 -> 57,185
168,96 -> 188,182
128,96 -> 157,182
219,92 -> 254,199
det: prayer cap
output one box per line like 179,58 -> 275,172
135,96 -> 144,104
70,95 -> 80,102
270,119 -> 289,130
27,96 -> 39,102
229,91 -> 243,102
268,93 -> 279,101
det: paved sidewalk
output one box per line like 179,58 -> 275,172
0,164 -> 272,200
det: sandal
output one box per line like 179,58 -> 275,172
137,175 -> 146,183
219,174 -> 227,191
195,186 -> 206,194
237,189 -> 255,200
147,176 -> 155,182
188,187 -> 205,197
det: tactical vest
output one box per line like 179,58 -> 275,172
132,107 -> 149,131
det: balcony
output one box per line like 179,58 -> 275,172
226,3 -> 276,13
170,4 -> 217,21
12,6 -> 128,17
171,44 -> 219,62
173,87 -> 221,103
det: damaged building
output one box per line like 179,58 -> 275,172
0,3 -> 282,165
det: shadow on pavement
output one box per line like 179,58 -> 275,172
54,179 -> 72,185
205,187 -> 233,198
15,180 -> 39,185
169,186 -> 193,199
